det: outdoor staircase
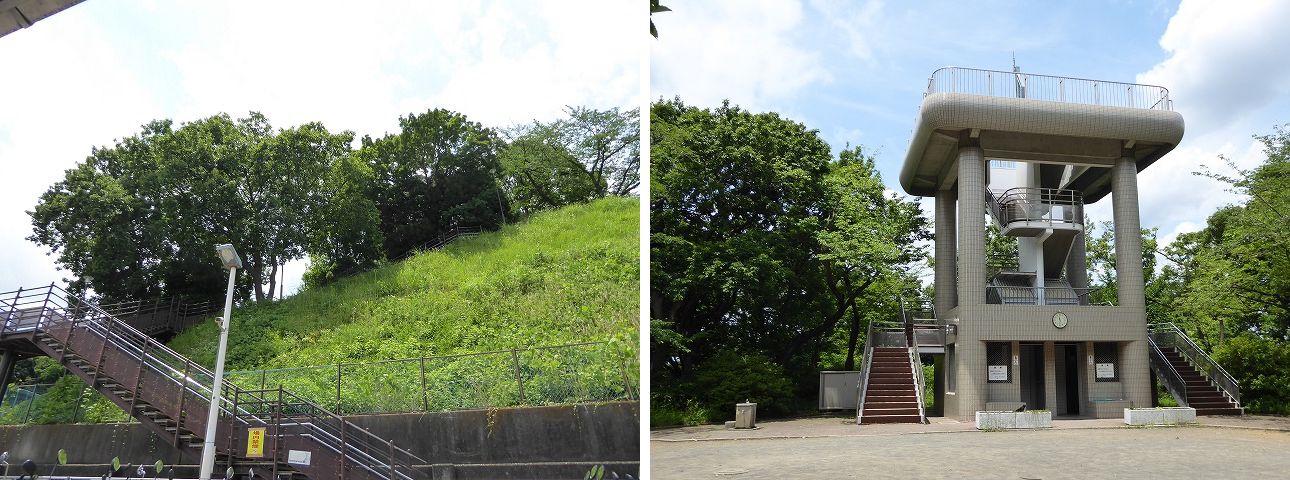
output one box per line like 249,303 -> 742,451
1148,323 -> 1243,416
858,347 -> 923,424
1155,346 -> 1243,416
1,285 -> 429,480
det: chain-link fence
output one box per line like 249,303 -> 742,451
0,383 -> 57,424
0,341 -> 637,424
223,341 -> 639,415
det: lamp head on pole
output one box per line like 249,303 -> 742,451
215,244 -> 242,270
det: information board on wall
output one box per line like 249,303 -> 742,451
988,365 -> 1008,381
1096,362 -> 1116,379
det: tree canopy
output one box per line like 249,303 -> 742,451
650,99 -> 927,419
1143,124 -> 1290,414
501,107 -> 640,214
29,105 -> 638,303
29,113 -> 351,303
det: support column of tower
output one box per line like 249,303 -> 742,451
953,143 -> 987,418
1066,229 -> 1089,305
934,190 -> 957,317
1112,152 -> 1152,407
0,349 -> 15,403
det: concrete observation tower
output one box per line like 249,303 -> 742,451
884,66 -> 1196,421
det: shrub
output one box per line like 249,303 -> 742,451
685,351 -> 795,422
1211,334 -> 1290,415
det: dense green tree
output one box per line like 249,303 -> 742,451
650,99 -> 927,419
365,109 -> 506,258
28,113 -> 351,303
1138,124 -> 1290,414
302,154 -> 386,286
502,107 -> 640,214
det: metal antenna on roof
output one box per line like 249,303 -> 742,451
1012,52 -> 1026,99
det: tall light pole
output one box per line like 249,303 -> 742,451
201,244 -> 241,480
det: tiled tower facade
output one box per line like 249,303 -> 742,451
899,67 -> 1184,420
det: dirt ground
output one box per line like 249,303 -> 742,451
650,415 -> 1290,478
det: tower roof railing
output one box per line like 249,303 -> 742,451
926,66 -> 1173,111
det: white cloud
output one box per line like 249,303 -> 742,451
1137,0 -> 1290,132
650,0 -> 830,110
0,0 -> 639,295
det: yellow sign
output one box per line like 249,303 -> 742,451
246,427 -> 266,458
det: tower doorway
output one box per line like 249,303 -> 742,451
1055,343 -> 1081,416
1019,343 -> 1045,410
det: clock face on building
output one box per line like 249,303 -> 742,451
1053,312 -> 1069,329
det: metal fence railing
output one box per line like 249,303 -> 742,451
926,66 -> 1174,111
1,341 -> 638,424
222,341 -> 638,416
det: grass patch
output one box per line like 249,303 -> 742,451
169,197 -> 639,370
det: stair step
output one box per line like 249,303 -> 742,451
864,401 -> 919,409
1195,408 -> 1243,416
860,414 -> 922,424
863,407 -> 921,415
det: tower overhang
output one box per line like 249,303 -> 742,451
900,85 -> 1184,203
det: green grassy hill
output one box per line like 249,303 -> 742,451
170,196 -> 640,370
1,197 -> 638,423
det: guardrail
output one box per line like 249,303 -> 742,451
992,187 -> 1083,227
3,340 -> 638,423
1,284 -> 429,479
1147,334 -> 1190,407
1148,323 -> 1240,407
926,66 -> 1173,111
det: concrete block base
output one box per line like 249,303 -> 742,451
976,410 -> 1052,430
1124,407 -> 1196,426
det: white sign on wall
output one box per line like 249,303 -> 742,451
1096,362 -> 1116,379
988,365 -> 1008,381
288,450 -> 312,466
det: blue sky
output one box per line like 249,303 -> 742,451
652,0 -> 1290,260
0,0 -> 638,296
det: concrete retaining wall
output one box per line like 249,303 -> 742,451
0,401 -> 639,479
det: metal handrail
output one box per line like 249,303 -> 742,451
1148,323 -> 1241,406
992,187 -> 1084,227
926,66 -> 1173,111
854,316 -> 878,424
2,285 -> 428,479
908,335 -> 927,424
1147,335 -> 1190,407
395,225 -> 484,260
1,286 -> 268,421
899,297 -> 935,424
985,284 -> 1093,305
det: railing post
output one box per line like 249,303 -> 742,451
336,363 -> 343,414
226,387 -> 240,473
511,348 -> 525,405
37,282 -> 54,332
261,369 -> 267,391
389,440 -> 397,479
5,287 -> 23,335
339,419 -> 347,479
176,359 -> 191,445
70,384 -> 86,423
419,356 -> 429,412
131,337 -> 150,413
271,386 -> 282,480
93,313 -> 114,386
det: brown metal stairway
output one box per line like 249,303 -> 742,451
858,347 -> 922,424
1148,323 -> 1243,416
1156,347 -> 1242,415
1,285 -> 429,479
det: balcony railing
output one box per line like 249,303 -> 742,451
993,187 -> 1083,227
926,67 -> 1173,111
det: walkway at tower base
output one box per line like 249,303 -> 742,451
0,401 -> 639,479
